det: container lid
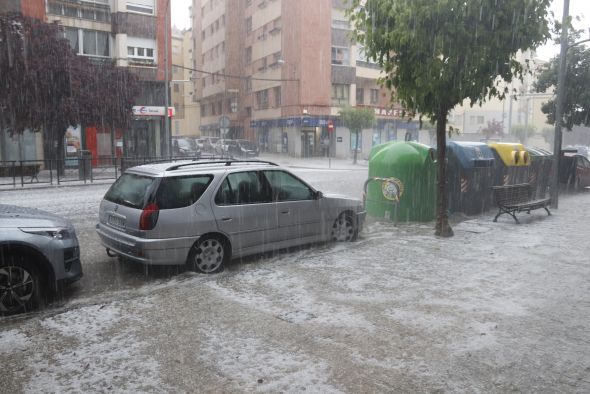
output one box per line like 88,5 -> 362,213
447,141 -> 495,168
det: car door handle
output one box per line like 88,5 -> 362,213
281,210 -> 290,214
221,217 -> 232,221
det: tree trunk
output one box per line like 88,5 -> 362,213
435,107 -> 454,237
353,130 -> 359,164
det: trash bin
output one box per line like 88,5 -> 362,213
78,150 -> 92,181
365,141 -> 436,222
446,142 -> 495,215
526,147 -> 553,199
487,142 -> 530,186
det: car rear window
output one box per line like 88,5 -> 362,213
155,175 -> 213,209
104,173 -> 155,209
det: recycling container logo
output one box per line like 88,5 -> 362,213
382,178 -> 405,202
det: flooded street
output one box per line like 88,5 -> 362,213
1,167 -> 590,393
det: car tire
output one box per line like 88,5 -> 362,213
0,253 -> 44,315
331,213 -> 357,242
188,236 -> 227,274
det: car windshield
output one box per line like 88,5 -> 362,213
103,173 -> 155,209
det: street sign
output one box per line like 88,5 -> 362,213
219,115 -> 230,128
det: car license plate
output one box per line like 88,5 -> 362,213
108,214 -> 126,228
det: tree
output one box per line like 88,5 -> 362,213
534,38 -> 590,130
0,13 -> 139,168
348,0 -> 550,237
511,124 -> 536,144
339,106 -> 376,164
481,119 -> 504,141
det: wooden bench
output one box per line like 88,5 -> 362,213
492,183 -> 551,223
0,163 -> 41,182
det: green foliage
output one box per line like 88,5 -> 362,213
339,106 -> 376,132
339,106 -> 375,164
511,124 -> 536,143
534,40 -> 590,130
347,0 -> 551,121
481,119 -> 504,140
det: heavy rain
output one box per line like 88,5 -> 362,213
1,0 -> 590,392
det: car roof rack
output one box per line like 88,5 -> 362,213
165,158 -> 278,171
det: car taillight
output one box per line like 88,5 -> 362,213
139,203 -> 159,230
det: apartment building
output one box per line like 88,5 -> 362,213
4,0 -> 173,159
193,0 -> 418,159
171,26 -> 201,136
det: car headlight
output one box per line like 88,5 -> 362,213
20,227 -> 73,240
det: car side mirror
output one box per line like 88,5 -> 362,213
314,191 -> 323,200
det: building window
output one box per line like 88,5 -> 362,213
218,101 -> 222,115
331,47 -> 349,65
246,17 -> 252,33
173,84 -> 180,93
126,2 -> 154,15
82,30 -> 109,57
274,87 -> 281,107
256,90 -> 269,109
201,104 -> 207,117
370,89 -> 379,105
229,97 -> 238,113
63,27 -> 79,53
128,46 -> 154,60
245,77 -> 252,93
245,47 -> 252,64
356,88 -> 364,105
64,28 -> 109,57
331,84 -> 349,106
245,106 -> 252,117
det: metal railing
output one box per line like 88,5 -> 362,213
0,155 -> 202,190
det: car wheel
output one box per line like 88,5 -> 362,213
0,254 -> 44,315
331,213 -> 357,242
188,236 -> 227,274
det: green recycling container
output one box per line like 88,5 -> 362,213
365,141 -> 436,222
526,147 -> 553,199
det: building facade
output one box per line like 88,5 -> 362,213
192,0 -> 419,159
2,0 -> 173,161
171,26 -> 201,137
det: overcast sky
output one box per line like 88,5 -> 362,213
171,0 -> 590,61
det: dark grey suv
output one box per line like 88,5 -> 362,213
0,204 -> 83,315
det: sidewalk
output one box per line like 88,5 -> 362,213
258,152 -> 369,170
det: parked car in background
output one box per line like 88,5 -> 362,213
172,137 -> 201,158
202,137 -> 220,153
236,139 -> 260,157
214,139 -> 259,158
559,150 -> 590,191
195,138 -> 207,151
0,205 -> 83,315
96,159 -> 365,274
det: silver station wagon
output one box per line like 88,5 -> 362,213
96,159 -> 365,273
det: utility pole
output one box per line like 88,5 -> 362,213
550,0 -> 570,209
164,0 -> 170,157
